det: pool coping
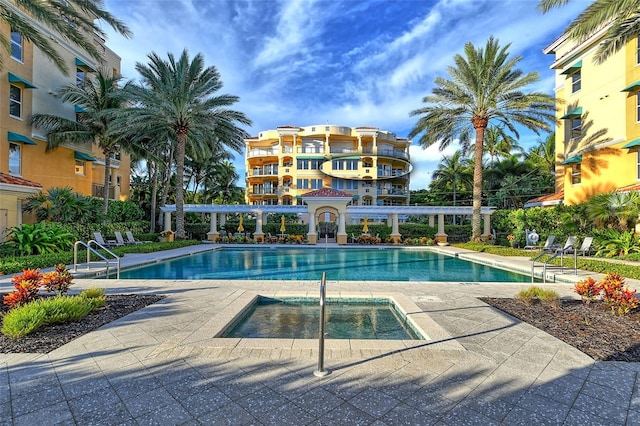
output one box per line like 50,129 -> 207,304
169,291 -> 465,355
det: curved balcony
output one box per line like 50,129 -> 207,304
377,149 -> 408,159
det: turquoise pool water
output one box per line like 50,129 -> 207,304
118,248 -> 531,282
222,297 -> 421,340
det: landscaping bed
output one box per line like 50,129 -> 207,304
0,294 -> 164,353
481,297 -> 640,362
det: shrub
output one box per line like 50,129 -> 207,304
517,286 -> 559,307
3,269 -> 44,309
7,222 -> 74,255
80,288 -> 106,301
1,295 -> 104,338
41,264 -> 73,295
574,277 -> 600,304
600,273 -> 639,316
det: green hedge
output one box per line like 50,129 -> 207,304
0,240 -> 200,276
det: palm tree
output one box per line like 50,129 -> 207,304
121,50 -> 252,239
30,70 -> 130,214
481,126 -> 525,164
538,0 -> 640,64
0,0 -> 131,74
409,37 -> 556,240
586,191 -> 640,231
527,132 -> 556,175
431,151 -> 473,223
204,160 -> 243,204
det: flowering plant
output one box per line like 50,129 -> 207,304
160,230 -> 174,237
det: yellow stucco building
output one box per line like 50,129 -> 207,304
245,125 -> 411,209
0,2 -> 129,241
543,28 -> 640,205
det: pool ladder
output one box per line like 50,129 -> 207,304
531,246 -> 577,283
73,240 -> 121,279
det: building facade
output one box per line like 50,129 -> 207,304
0,1 -> 129,240
245,125 -> 411,208
543,28 -> 640,205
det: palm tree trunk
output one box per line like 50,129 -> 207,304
472,119 -> 487,240
175,133 -> 187,239
158,146 -> 174,231
149,159 -> 158,233
102,151 -> 112,215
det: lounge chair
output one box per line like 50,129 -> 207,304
114,231 -> 127,246
569,236 -> 594,256
93,231 -> 122,248
533,235 -> 556,251
125,231 -> 150,244
554,236 -> 577,254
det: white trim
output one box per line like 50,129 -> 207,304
566,137 -> 625,158
0,183 -> 41,196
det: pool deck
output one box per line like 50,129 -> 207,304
1,244 -> 639,425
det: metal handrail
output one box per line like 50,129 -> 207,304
531,245 -> 577,283
314,272 -> 329,377
73,240 -> 120,279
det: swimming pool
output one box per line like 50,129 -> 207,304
118,247 -> 531,281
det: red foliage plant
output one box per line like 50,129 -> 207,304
3,265 -> 74,310
4,269 -> 44,309
575,272 -> 639,316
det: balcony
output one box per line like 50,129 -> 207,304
377,169 -> 409,177
377,149 -> 408,159
248,148 -> 279,158
377,189 -> 407,196
249,166 -> 278,177
249,188 -> 278,195
297,147 -> 324,154
92,184 -> 115,199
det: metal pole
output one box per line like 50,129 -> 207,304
314,272 -> 330,377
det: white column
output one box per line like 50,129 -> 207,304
164,211 -> 172,232
435,213 -> 447,243
387,215 -> 392,227
391,213 -> 399,235
308,213 -> 316,236
483,213 -> 491,236
337,212 -> 346,234
256,212 -> 264,234
428,215 -> 435,227
206,212 -> 218,241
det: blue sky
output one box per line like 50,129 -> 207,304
101,0 -> 587,190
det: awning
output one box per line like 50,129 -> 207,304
560,60 -> 582,75
623,138 -> 640,149
622,80 -> 640,92
8,72 -> 36,89
7,131 -> 36,145
75,58 -> 95,72
74,151 -> 97,161
560,155 -> 582,165
74,105 -> 87,113
560,107 -> 582,119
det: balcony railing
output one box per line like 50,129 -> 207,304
377,169 -> 408,177
248,148 -> 278,157
249,189 -> 278,195
378,149 -> 408,159
377,189 -> 407,196
92,184 -> 115,199
297,147 -> 324,154
249,168 -> 278,176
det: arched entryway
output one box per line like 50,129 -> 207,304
315,207 -> 339,242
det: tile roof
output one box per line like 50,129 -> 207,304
302,188 -> 353,198
527,191 -> 565,203
0,172 -> 42,189
617,183 -> 640,192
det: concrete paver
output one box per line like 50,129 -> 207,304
0,244 -> 638,424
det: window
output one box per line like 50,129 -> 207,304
8,143 -> 21,175
346,160 -> 358,170
332,160 -> 344,170
310,159 -> 322,169
571,118 -> 582,138
297,159 -> 309,170
637,93 -> 640,122
311,179 -> 323,189
345,180 -> 357,190
332,178 -> 344,190
297,179 -> 309,189
76,68 -> 86,87
75,160 -> 86,175
9,85 -> 22,118
571,164 -> 581,185
325,126 -> 330,131
10,31 -> 22,61
571,71 -> 581,93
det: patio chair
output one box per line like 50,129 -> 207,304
568,236 -> 594,256
534,235 -> 557,252
114,231 -> 127,246
125,231 -> 150,244
93,231 -> 122,248
554,235 -> 577,254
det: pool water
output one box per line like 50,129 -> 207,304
118,247 -> 531,282
221,297 -> 421,340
